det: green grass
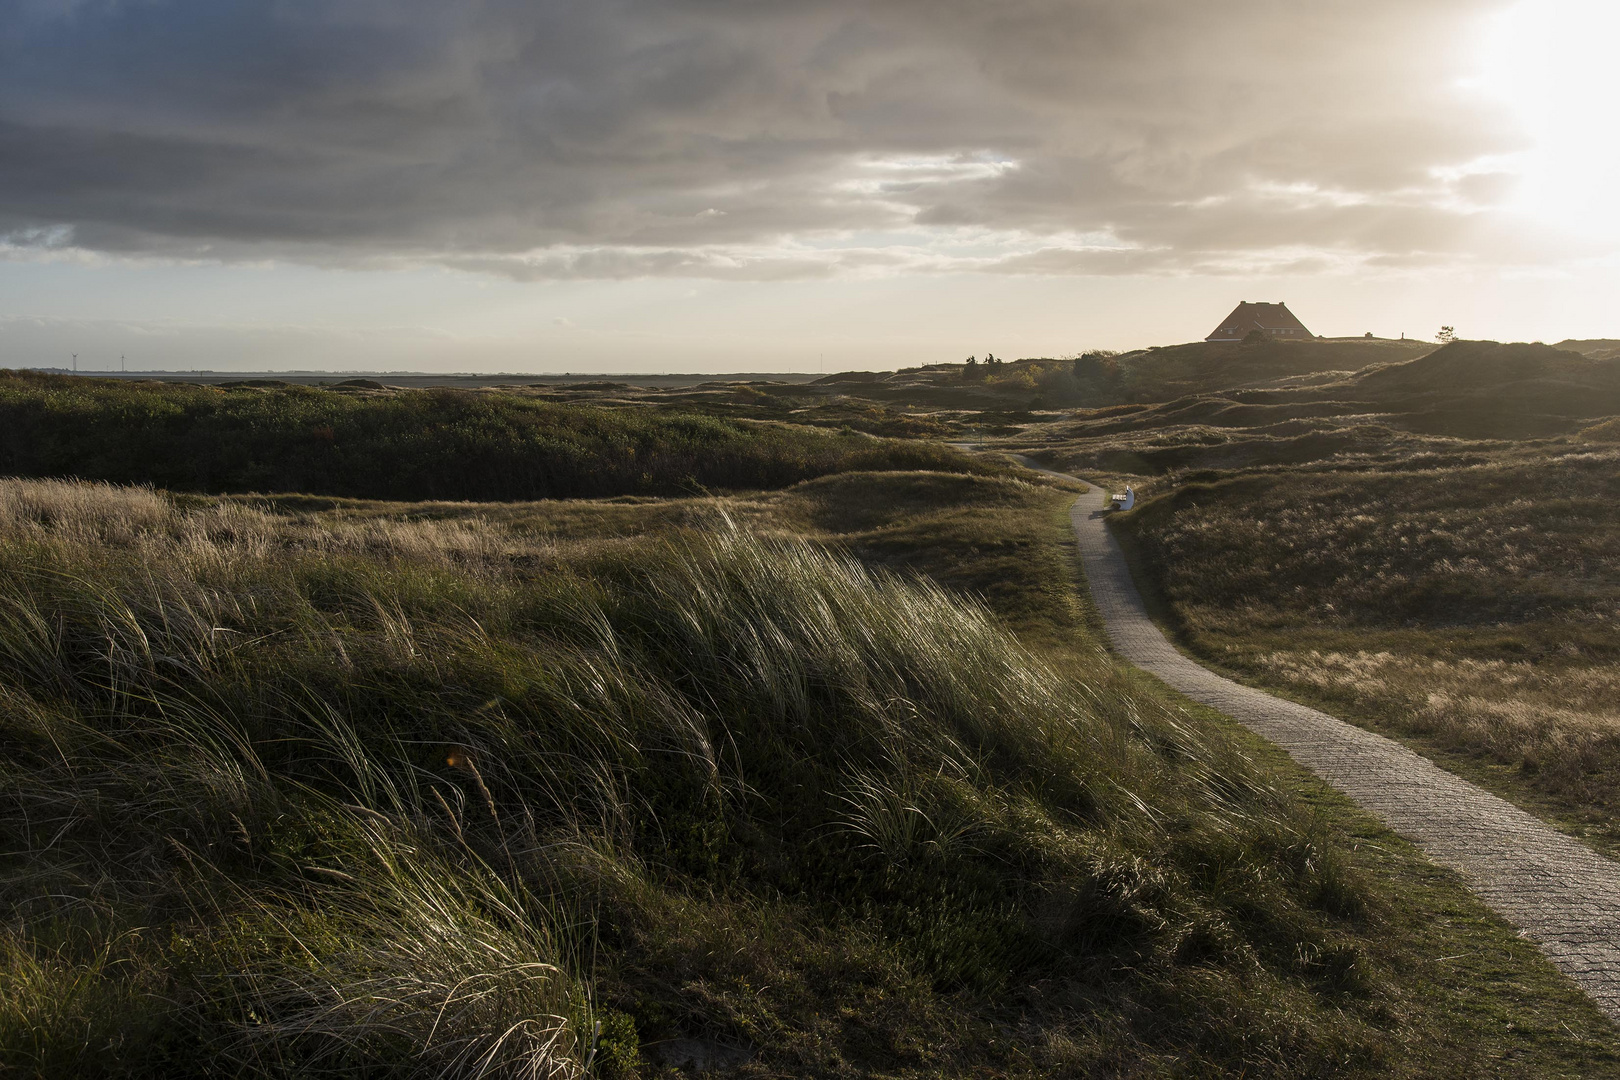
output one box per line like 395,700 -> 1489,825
0,371 -> 996,501
770,469 -> 1096,650
2,470 -> 1618,1077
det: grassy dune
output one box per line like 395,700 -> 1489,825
2,473 -> 1618,1076
0,476 -> 1378,1076
1090,338 -> 1436,405
0,371 -> 992,501
1031,341 -> 1620,485
1117,448 -> 1620,854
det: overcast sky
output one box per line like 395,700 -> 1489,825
2,0 -> 1616,372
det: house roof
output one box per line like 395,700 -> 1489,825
1206,302 -> 1313,341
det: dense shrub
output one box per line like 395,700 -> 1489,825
0,372 -> 990,500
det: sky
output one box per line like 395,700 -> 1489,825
2,0 -> 1617,373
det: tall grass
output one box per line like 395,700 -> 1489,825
0,477 -> 1413,1076
1259,649 -> 1620,802
0,371 -> 993,501
1119,449 -> 1620,845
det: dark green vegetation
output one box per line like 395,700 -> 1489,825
0,371 -> 993,501
792,339 -> 1438,416
1030,340 -> 1620,479
1349,340 -> 1620,438
1065,337 -> 1436,406
4,471 -> 1620,1078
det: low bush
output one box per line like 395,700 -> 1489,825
0,372 -> 991,501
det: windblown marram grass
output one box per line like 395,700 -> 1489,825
0,475 -> 1424,1077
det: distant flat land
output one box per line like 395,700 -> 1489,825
22,368 -> 825,388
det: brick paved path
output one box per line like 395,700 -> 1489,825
1033,461 -> 1620,1022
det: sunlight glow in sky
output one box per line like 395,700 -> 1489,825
1475,0 -> 1620,245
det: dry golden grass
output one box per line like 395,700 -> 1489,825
0,477 -> 528,564
1258,649 -> 1620,803
1118,447 -> 1620,850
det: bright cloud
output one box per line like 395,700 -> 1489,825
1,0 -> 1579,283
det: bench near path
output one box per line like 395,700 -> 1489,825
1025,459 -> 1620,1023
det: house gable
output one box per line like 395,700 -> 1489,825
1206,302 -> 1314,342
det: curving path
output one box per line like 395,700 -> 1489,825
1028,459 -> 1620,1023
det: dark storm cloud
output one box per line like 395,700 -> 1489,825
0,0 -> 1518,277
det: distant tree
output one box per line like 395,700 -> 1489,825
965,355 -> 977,366
1241,329 -> 1272,345
1436,326 -> 1457,343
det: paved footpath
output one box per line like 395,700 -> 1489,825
1029,460 -> 1620,1023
